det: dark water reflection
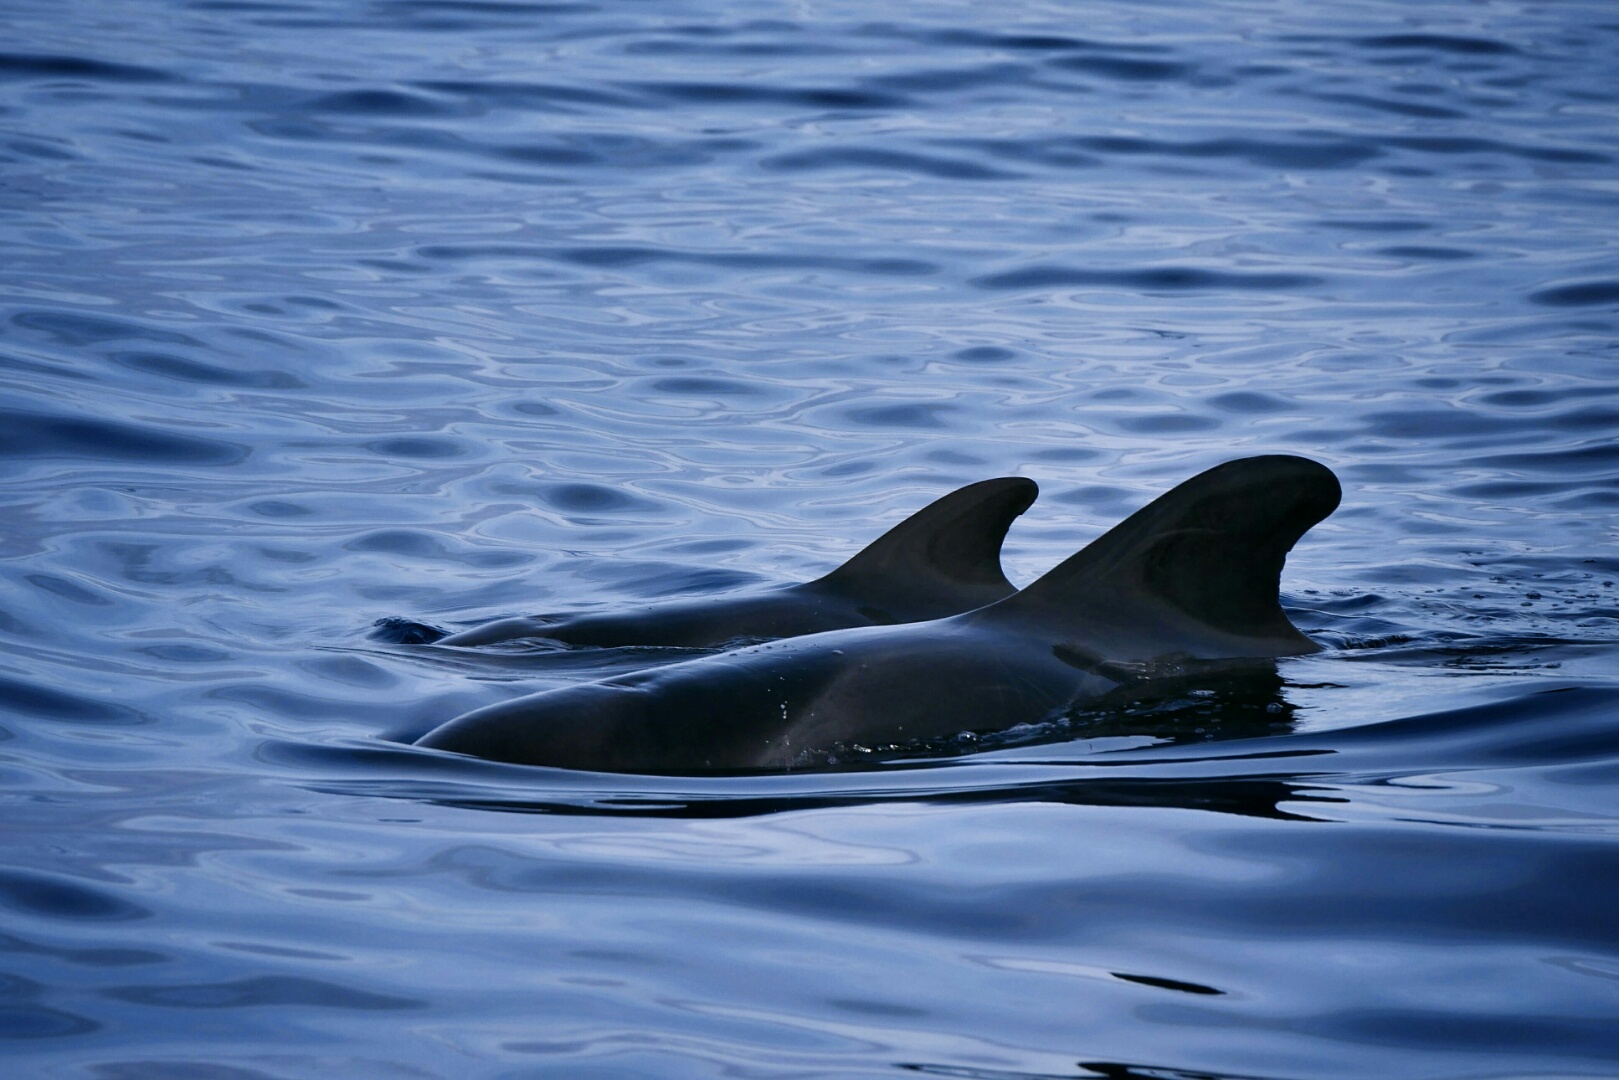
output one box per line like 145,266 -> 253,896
3,0 -> 1618,1076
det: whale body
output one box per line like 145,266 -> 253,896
417,456 -> 1340,773
437,476 -> 1037,648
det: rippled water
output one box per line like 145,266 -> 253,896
3,0 -> 1617,1076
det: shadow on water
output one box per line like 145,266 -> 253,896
274,745 -> 1331,824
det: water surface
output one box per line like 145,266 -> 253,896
2,0 -> 1617,1077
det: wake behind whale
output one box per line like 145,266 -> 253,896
417,456 -> 1341,773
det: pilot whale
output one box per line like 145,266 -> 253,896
416,456 -> 1340,773
437,476 -> 1036,648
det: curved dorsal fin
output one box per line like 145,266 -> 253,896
990,456 -> 1339,654
813,477 -> 1037,607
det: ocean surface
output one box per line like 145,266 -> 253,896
2,0 -> 1617,1076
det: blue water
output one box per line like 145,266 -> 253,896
3,0 -> 1617,1076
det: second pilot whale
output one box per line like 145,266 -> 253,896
437,476 -> 1037,648
418,456 -> 1341,773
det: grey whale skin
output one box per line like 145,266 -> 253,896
438,476 -> 1037,648
417,456 -> 1340,773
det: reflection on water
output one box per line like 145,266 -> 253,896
1,0 -> 1617,1075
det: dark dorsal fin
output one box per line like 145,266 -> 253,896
992,456 -> 1339,652
813,477 -> 1037,604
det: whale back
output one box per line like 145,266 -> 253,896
984,456 -> 1340,658
811,476 -> 1037,617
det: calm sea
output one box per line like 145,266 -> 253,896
2,1 -> 1616,1077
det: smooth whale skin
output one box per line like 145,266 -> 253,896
437,476 -> 1037,649
417,456 -> 1340,773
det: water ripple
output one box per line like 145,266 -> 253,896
0,408 -> 248,466
0,53 -> 176,84
2,1 -> 1617,1076
971,266 -> 1322,293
